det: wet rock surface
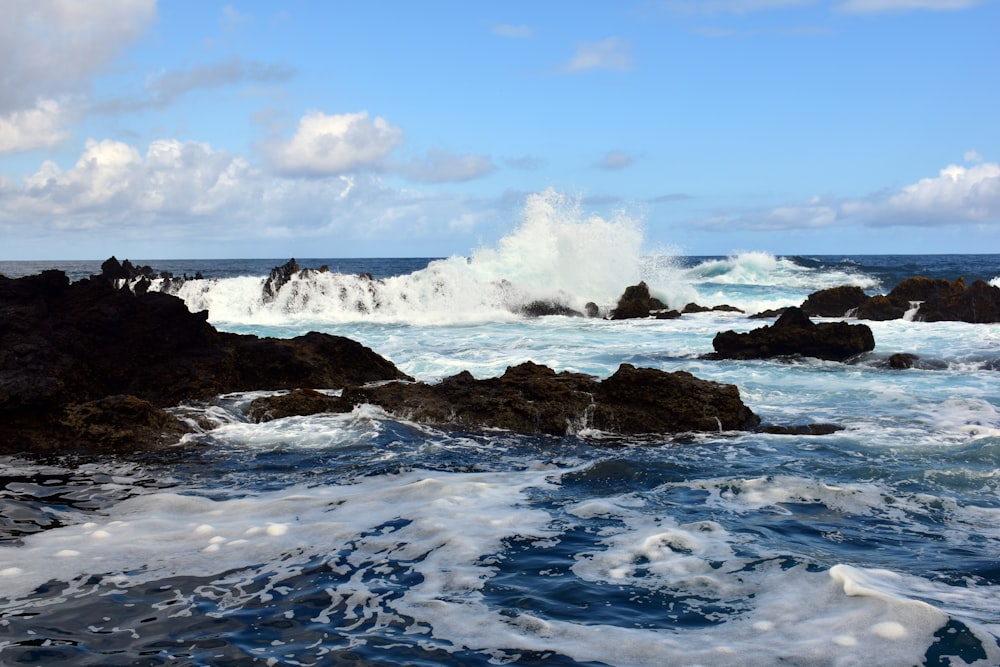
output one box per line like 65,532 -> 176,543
709,307 -> 876,362
249,361 -> 762,436
0,269 -> 410,454
801,277 -> 1000,323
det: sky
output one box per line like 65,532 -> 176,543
1,0 -> 999,260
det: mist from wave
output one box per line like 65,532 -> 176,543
146,191 -> 889,327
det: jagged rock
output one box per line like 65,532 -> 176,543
749,307 -> 790,319
584,302 -> 600,318
59,395 -> 189,454
249,361 -> 761,436
683,303 -> 745,314
807,276 -> 1000,323
521,300 -> 584,317
801,286 -> 870,318
609,282 -> 669,320
855,295 -> 906,321
0,269 -> 411,454
911,279 -> 1000,323
709,307 -> 875,362
246,388 -> 341,422
263,258 -> 301,300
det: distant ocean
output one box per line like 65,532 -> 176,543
2,208 -> 1000,664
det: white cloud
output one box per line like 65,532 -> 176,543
0,0 -> 157,115
880,162 -> 1000,224
10,138 -> 251,219
835,0 -> 987,12
696,161 -> 1000,232
0,98 -> 71,154
265,110 -> 404,177
563,37 -> 633,73
0,136 -> 506,255
493,23 -> 533,38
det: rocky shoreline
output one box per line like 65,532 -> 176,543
2,257 -> 994,455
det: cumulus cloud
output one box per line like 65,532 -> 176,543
7,138 -> 251,221
697,161 -> 1000,232
835,0 -> 987,12
563,37 -> 633,73
879,162 -> 1000,225
265,110 -> 405,177
0,136 -> 506,254
0,98 -> 71,154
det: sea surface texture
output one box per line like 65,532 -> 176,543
2,204 -> 1000,665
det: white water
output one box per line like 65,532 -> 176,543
150,189 -> 885,326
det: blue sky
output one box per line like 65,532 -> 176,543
2,0 -> 998,259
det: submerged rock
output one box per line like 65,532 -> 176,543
709,307 -> 875,362
0,269 -> 410,454
249,361 -> 761,436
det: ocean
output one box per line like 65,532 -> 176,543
2,205 -> 1000,665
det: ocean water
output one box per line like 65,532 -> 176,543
2,195 -> 1000,665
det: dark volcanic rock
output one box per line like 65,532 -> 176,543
801,286 -> 870,318
249,361 -> 761,436
609,282 -> 669,320
683,303 -> 745,315
710,307 -> 875,362
749,307 -> 790,319
246,388 -> 341,422
888,353 -> 918,369
806,276 -> 1000,323
910,279 -> 1000,323
521,300 -> 584,317
855,295 -> 906,321
263,258 -> 301,300
0,269 -> 410,454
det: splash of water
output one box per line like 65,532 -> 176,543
158,189 -> 690,325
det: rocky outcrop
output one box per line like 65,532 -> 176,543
801,285 -> 869,318
683,303 -> 745,315
609,282 -> 676,319
0,269 -> 410,454
709,307 -> 875,362
248,361 -> 762,436
802,277 -> 1000,323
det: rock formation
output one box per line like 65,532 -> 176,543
609,282 -> 679,320
801,277 -> 1000,323
248,361 -> 762,436
0,269 -> 410,454
710,307 -> 875,362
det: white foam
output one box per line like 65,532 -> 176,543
3,467 -> 998,665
